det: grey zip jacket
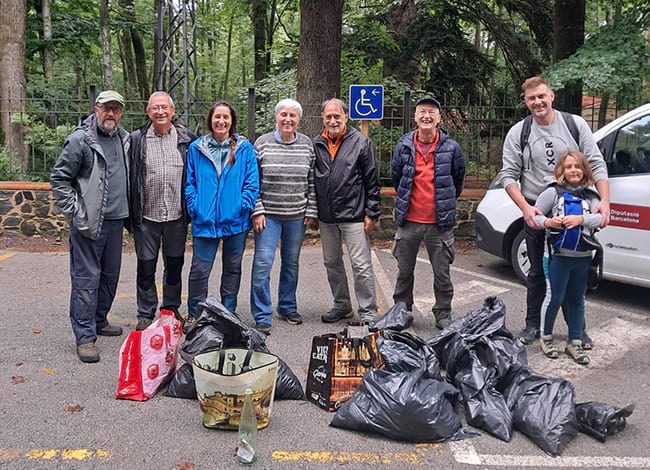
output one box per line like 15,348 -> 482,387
50,115 -> 130,240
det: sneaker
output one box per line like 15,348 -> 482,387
517,326 -> 540,344
435,317 -> 452,330
77,342 -> 99,363
540,335 -> 559,359
97,324 -> 123,336
279,313 -> 303,325
136,318 -> 153,331
565,340 -> 590,365
162,306 -> 186,326
581,331 -> 593,350
255,322 -> 272,335
321,308 -> 353,323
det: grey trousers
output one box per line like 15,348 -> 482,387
133,217 -> 187,319
392,221 -> 455,320
319,221 -> 377,321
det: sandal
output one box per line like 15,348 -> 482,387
540,335 -> 559,359
565,340 -> 590,365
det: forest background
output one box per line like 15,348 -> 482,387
0,0 -> 649,185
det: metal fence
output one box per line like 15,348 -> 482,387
0,86 -> 640,184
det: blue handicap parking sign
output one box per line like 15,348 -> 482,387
349,85 -> 383,120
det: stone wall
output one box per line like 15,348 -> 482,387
0,183 -> 485,241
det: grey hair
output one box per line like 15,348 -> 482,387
148,91 -> 175,108
321,98 -> 347,114
275,98 -> 303,118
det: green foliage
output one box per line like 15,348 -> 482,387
545,7 -> 650,100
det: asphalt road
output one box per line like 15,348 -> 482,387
1,241 -> 648,469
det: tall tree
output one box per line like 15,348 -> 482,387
41,0 -> 53,83
0,0 -> 28,172
553,0 -> 585,114
100,0 -> 114,89
252,0 -> 267,81
296,0 -> 343,137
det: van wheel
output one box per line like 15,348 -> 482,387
510,230 -> 529,285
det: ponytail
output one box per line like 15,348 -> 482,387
228,135 -> 236,166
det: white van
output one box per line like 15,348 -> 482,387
475,103 -> 650,288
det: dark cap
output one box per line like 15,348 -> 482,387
415,97 -> 441,110
96,90 -> 125,106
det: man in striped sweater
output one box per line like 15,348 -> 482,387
249,99 -> 319,334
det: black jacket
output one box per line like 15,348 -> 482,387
312,126 -> 381,224
128,121 -> 196,227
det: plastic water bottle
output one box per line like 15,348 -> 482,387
237,388 -> 257,465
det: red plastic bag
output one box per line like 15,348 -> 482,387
116,309 -> 183,401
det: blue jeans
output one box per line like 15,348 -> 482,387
187,232 -> 248,317
543,255 -> 591,341
250,216 -> 305,325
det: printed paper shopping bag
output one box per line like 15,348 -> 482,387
115,309 -> 183,401
305,324 -> 382,411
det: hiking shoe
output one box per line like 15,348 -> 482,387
255,322 -> 272,335
565,340 -> 590,365
136,318 -> 153,331
517,326 -> 540,344
279,313 -> 303,325
321,308 -> 353,323
97,324 -> 123,336
77,342 -> 99,363
540,335 -> 559,359
581,331 -> 593,350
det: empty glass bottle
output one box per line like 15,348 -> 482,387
237,388 -> 257,465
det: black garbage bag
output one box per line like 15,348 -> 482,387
164,363 -> 196,399
175,297 -> 304,401
330,369 -> 478,442
378,331 -> 441,380
503,367 -> 578,456
575,401 -> 635,442
428,297 -> 512,369
276,358 -> 305,400
371,302 -> 413,331
179,297 -> 267,364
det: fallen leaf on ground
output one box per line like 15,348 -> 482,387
44,369 -> 55,375
15,362 -> 23,367
11,376 -> 25,384
177,462 -> 196,469
32,329 -> 42,334
66,404 -> 84,412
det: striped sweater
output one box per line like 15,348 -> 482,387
252,131 -> 318,219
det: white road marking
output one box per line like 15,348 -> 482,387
528,317 -> 650,378
449,441 -> 650,467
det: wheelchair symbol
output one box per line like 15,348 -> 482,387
354,89 -> 379,117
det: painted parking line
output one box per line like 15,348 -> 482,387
449,440 -> 650,467
528,316 -> 650,377
272,443 -> 444,466
0,448 -> 111,463
0,252 -> 16,262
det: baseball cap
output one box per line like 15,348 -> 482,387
96,90 -> 125,107
415,97 -> 441,110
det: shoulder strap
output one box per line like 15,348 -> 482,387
520,115 -> 533,153
559,110 -> 580,146
520,111 -> 580,151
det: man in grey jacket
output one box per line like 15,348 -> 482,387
499,77 -> 610,345
50,90 -> 130,363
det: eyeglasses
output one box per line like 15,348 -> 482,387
99,104 -> 123,114
417,109 -> 439,116
150,105 -> 171,112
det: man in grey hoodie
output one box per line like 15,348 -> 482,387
50,90 -> 130,363
499,77 -> 610,345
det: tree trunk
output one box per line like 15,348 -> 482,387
42,0 -> 53,83
100,0 -> 114,89
0,0 -> 28,172
552,0 -> 585,115
252,0 -> 267,81
223,12 -> 235,100
296,0 -> 343,138
118,31 -> 137,98
382,0 -> 420,88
